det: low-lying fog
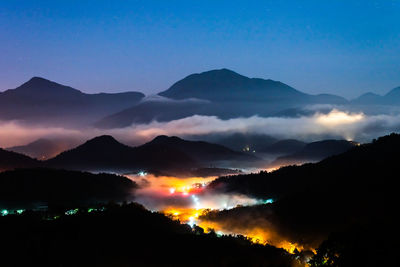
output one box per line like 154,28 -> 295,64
2,108 -> 400,149
126,172 -> 302,253
3,106 -> 399,254
126,173 -> 265,212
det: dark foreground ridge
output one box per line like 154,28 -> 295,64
0,203 -> 299,267
205,133 -> 400,266
0,168 -> 136,209
0,148 -> 40,170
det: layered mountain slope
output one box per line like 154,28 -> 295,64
159,69 -> 346,104
96,69 -> 347,128
192,133 -> 277,152
0,77 -> 144,125
352,86 -> 400,105
95,98 -> 209,128
261,139 -> 307,155
145,135 -> 258,163
46,135 -> 257,173
206,133 -> 400,248
272,139 -> 357,166
6,138 -> 72,160
46,135 -> 197,172
0,148 -> 39,171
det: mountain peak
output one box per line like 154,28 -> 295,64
73,135 -> 131,152
29,76 -> 50,82
14,77 -> 83,95
46,135 -> 132,167
196,68 -> 247,78
85,135 -> 122,146
21,76 -> 62,88
385,86 -> 400,97
172,68 -> 249,87
359,92 -> 381,98
158,68 -> 304,101
147,135 -> 183,145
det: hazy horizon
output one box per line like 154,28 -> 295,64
1,69 -> 399,100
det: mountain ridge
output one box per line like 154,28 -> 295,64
145,135 -> 259,163
206,133 -> 400,249
159,69 -> 347,104
0,77 -> 145,125
272,139 -> 357,166
352,86 -> 400,105
96,69 -> 348,128
6,138 -> 65,160
0,148 -> 40,170
45,135 -> 258,174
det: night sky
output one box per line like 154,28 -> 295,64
0,0 -> 399,98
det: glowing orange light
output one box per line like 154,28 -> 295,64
316,109 -> 364,127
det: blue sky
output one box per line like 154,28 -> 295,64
0,0 -> 399,98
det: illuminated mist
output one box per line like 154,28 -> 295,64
3,108 -> 400,150
125,173 -> 302,253
2,108 -> 400,255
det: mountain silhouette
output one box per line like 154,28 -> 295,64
6,138 -> 72,160
208,133 -> 400,249
0,148 -> 39,171
272,139 -> 357,166
95,98 -> 209,128
194,133 -> 278,152
96,69 -> 347,128
0,77 -> 144,125
159,69 -> 347,104
261,139 -> 307,155
46,135 -> 197,173
352,86 -> 400,105
145,135 -> 259,163
46,135 -> 256,174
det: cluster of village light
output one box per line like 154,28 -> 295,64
164,180 -> 274,229
1,209 -> 24,216
64,207 -> 105,215
0,207 -> 105,218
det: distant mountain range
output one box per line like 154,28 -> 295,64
45,135 -> 196,174
159,69 -> 347,104
145,135 -> 258,163
44,135 -> 257,175
96,69 -> 349,128
0,77 -> 144,125
261,139 -> 307,155
1,69 -> 399,128
352,86 -> 400,105
1,134 -> 259,174
2,133 -> 359,174
188,133 -> 278,152
6,138 -> 75,160
2,134 -> 357,175
95,98 -> 209,128
271,139 -> 357,166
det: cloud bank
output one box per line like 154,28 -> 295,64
2,109 -> 400,148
